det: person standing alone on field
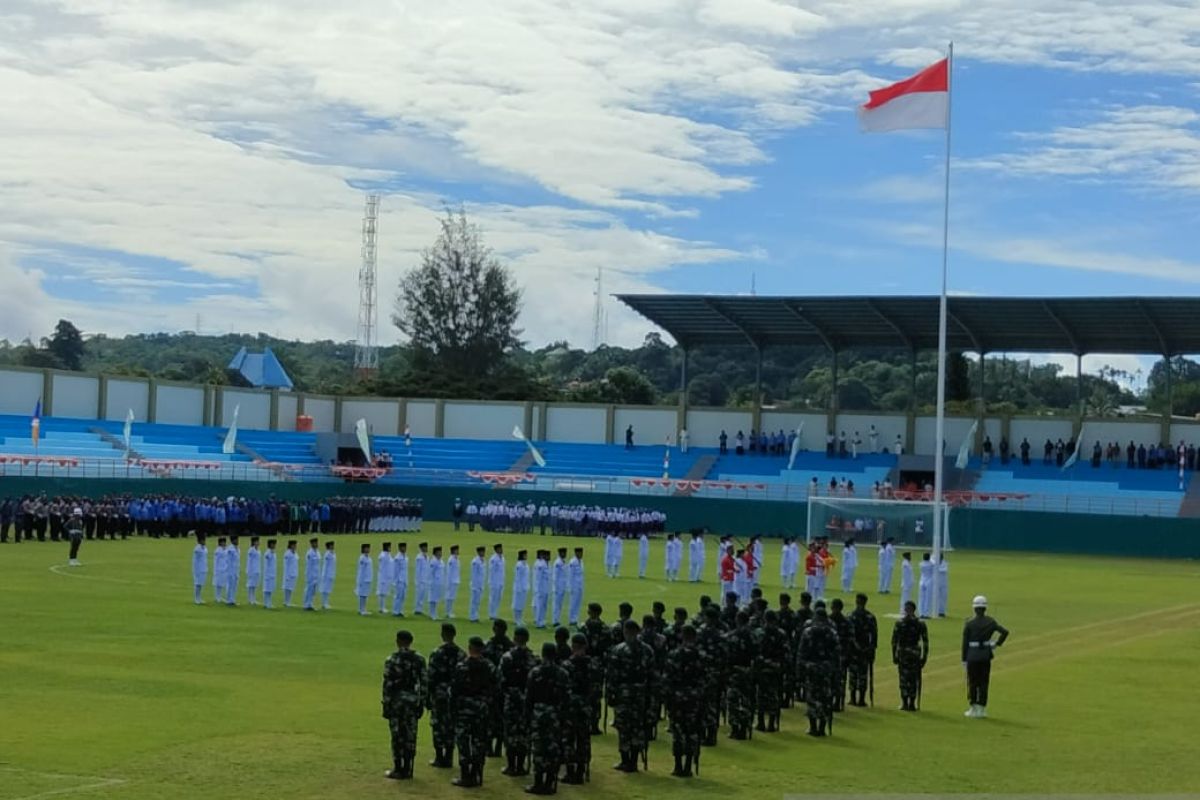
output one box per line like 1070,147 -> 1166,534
892,600 -> 928,711
962,595 -> 1008,718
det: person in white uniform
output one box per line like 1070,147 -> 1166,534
282,540 -> 299,607
225,536 -> 241,606
303,538 -> 321,610
841,539 -> 858,593
445,545 -> 461,618
245,537 -> 262,606
532,549 -> 551,628
688,532 -> 705,583
936,554 -> 949,618
262,539 -> 278,609
487,544 -> 506,620
917,553 -> 934,618
392,543 -> 409,616
567,546 -> 585,625
426,546 -> 445,620
356,543 -> 373,616
552,547 -> 569,624
511,550 -> 530,625
320,541 -> 337,610
192,533 -> 208,605
211,537 -> 227,604
412,542 -> 429,615
376,542 -> 394,613
469,545 -> 486,622
898,552 -> 914,615
637,533 -> 650,579
878,538 -> 895,593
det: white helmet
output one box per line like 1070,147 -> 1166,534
972,595 -> 988,608
72,507 -> 83,516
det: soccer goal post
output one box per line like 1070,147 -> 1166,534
806,495 -> 952,550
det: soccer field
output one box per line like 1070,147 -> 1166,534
3,525 -> 1199,800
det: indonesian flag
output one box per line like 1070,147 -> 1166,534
859,58 -> 948,132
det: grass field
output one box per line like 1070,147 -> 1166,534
3,525 -> 1199,800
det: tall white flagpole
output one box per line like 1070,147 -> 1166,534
930,42 -> 954,611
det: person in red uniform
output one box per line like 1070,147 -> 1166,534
741,548 -> 757,598
804,543 -> 825,601
720,546 -> 736,603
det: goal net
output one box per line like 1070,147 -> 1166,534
806,495 -> 952,550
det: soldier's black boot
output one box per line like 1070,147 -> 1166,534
405,752 -> 416,779
817,717 -> 826,737
514,749 -> 530,777
501,752 -> 514,776
452,762 -> 477,788
671,753 -> 685,777
681,754 -> 693,778
756,712 -> 767,732
524,770 -> 542,794
386,758 -> 404,780
807,717 -> 819,737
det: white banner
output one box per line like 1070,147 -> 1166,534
222,404 -> 239,455
787,422 -> 805,470
355,418 -> 372,461
123,408 -> 134,453
955,419 -> 978,469
512,425 -> 546,467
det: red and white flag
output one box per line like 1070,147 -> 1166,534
859,58 -> 948,133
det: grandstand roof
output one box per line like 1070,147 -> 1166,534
615,295 -> 1200,355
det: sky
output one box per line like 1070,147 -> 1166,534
2,0 -> 1200,387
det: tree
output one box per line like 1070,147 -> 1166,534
603,366 -> 657,405
946,352 -> 971,402
46,319 -> 85,370
392,208 -> 522,384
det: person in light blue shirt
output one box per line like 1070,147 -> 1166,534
262,539 -> 278,609
303,538 -> 321,610
192,533 -> 208,605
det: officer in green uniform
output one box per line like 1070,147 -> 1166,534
483,619 -> 514,756
962,594 -> 1009,718
580,603 -> 611,735
606,619 -> 656,772
721,611 -> 756,740
665,624 -> 704,778
525,642 -> 569,794
847,593 -> 878,707
891,600 -> 929,711
451,636 -> 498,788
696,604 -> 726,746
500,626 -> 537,777
427,623 -> 466,767
798,600 -> 840,736
381,630 -> 426,780
828,598 -> 855,712
561,634 -> 593,785
755,610 -> 788,732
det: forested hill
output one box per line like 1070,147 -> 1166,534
4,322 -> 1184,416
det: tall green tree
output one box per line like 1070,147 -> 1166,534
46,319 -> 85,370
392,209 -> 522,384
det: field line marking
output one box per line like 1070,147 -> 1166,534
48,564 -> 153,587
0,768 -> 126,800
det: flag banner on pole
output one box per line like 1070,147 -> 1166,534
955,419 -> 978,469
31,398 -> 41,446
222,404 -> 240,455
355,418 -> 372,461
123,408 -> 134,452
512,425 -> 546,468
1062,423 -> 1085,471
859,57 -> 949,132
787,422 -> 805,470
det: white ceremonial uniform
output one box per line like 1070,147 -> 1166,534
878,543 -> 894,593
283,548 -> 299,606
469,555 -> 485,621
376,551 -> 394,612
841,543 -> 858,592
917,558 -> 934,618
303,546 -> 321,609
552,555 -> 568,624
567,554 -> 584,625
487,553 -> 506,619
532,557 -> 551,628
688,537 -> 704,582
426,556 -> 444,619
733,557 -> 747,605
611,535 -> 623,578
638,535 -> 650,579
445,554 -> 460,618
262,548 -> 277,609
413,552 -> 429,614
936,558 -> 949,617
512,559 -> 530,624
752,541 -> 764,587
192,543 -> 208,604
225,545 -> 241,605
778,542 -> 792,589
392,552 -> 409,616
320,549 -> 337,609
245,546 -> 261,605
211,544 -> 226,603
899,558 -> 914,615
356,553 -> 373,615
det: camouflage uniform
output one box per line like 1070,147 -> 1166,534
605,635 -> 657,771
499,645 -> 537,775
561,651 -> 593,784
451,655 -> 498,786
721,622 -> 756,739
525,657 -> 569,793
664,639 -> 704,776
777,604 -> 798,707
381,647 -> 426,778
829,608 -> 855,712
580,617 -> 611,733
798,611 -> 840,736
638,624 -> 668,739
427,641 -> 465,766
755,618 -> 789,731
483,633 -> 513,754
891,615 -> 929,711
791,604 -> 814,702
847,605 -> 878,706
695,615 -> 726,746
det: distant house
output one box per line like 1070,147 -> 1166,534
227,347 -> 294,390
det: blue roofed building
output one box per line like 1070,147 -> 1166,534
226,346 -> 294,390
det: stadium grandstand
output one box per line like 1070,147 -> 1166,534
3,296 -> 1200,530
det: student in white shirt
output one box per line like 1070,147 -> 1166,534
376,542 -> 394,613
356,543 -> 373,616
262,539 -> 278,609
245,537 -> 262,606
392,543 -> 409,616
192,534 -> 208,605
320,541 -> 337,610
445,545 -> 461,619
469,546 -> 486,622
282,540 -> 299,607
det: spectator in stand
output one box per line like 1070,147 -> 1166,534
826,431 -> 836,457
1043,439 -> 1054,465
736,431 -> 745,456
719,430 -> 728,455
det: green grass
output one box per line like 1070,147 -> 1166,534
2,526 -> 1199,799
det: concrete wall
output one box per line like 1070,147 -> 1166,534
1169,421 -> 1200,444
686,408 -> 747,447
406,401 -> 436,437
105,379 -> 149,422
342,399 -> 400,436
983,417 -> 1003,446
444,402 -> 524,440
277,393 -> 298,432
1087,420 -> 1159,446
1009,418 -> 1075,449
836,412 -> 905,454
544,405 -> 606,444
0,368 -> 45,415
51,373 -> 99,419
760,412 -> 827,450
305,397 -> 336,433
914,415 -> 976,456
221,389 -> 271,431
613,406 -> 677,446
155,384 -> 204,426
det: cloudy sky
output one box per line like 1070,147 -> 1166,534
2,0 -> 1199,381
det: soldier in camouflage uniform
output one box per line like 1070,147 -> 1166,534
791,591 -> 814,703
719,592 -> 739,629
580,603 -> 611,735
381,630 -> 426,780
891,600 -> 929,711
450,636 -> 498,787
483,619 -> 514,756
606,619 -> 656,772
755,610 -> 789,732
609,602 -> 634,645
499,627 -> 537,777
664,624 -> 704,778
847,593 -> 878,707
638,614 -> 667,740
696,604 -> 726,746
798,600 -> 840,737
690,595 -> 713,629
553,626 -> 572,663
561,634 -> 593,785
722,611 -> 756,740
651,600 -> 667,633
828,598 -> 855,712
665,606 -> 689,652
525,642 -> 569,794
777,593 -> 798,708
428,623 -> 466,767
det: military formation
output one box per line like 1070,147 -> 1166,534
382,587 -> 972,792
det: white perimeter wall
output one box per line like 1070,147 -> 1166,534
1008,418 -> 1074,448
444,402 -> 524,440
1169,422 -> 1200,444
406,401 -> 436,437
277,393 -> 298,432
1087,420 -> 1159,446
342,399 -> 400,435
155,384 -> 204,426
686,408 -> 748,447
305,397 -> 336,432
836,412 -> 906,454
52,373 -> 99,419
221,389 -> 270,431
106,379 -> 149,422
613,407 -> 676,446
545,406 -> 606,443
914,415 -> 976,456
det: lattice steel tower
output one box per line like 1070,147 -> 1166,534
354,193 -> 381,375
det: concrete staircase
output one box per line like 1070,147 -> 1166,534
674,454 -> 717,496
90,426 -> 143,461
